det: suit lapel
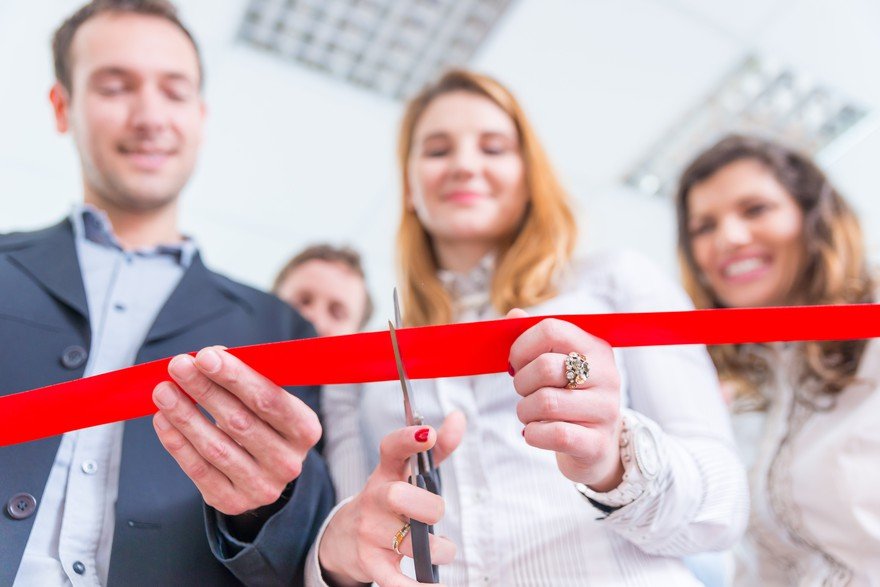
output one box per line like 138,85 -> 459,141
6,220 -> 90,320
143,253 -> 246,345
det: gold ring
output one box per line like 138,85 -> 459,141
392,522 -> 411,555
564,351 -> 589,389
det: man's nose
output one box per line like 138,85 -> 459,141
129,87 -> 169,133
299,306 -> 329,337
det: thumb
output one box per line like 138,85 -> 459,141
433,410 -> 467,466
506,307 -> 529,319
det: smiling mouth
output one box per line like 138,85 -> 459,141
118,146 -> 177,170
722,257 -> 768,278
444,191 -> 485,203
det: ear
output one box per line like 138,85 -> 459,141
403,187 -> 416,212
49,83 -> 71,134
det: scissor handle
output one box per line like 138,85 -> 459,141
425,449 -> 441,495
409,474 -> 440,584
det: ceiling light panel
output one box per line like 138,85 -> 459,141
239,0 -> 515,100
624,55 -> 873,198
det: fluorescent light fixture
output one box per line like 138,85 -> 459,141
624,55 -> 873,197
238,0 -> 515,100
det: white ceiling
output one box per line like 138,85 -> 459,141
1,0 -> 878,325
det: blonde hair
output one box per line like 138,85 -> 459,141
397,70 -> 577,326
676,135 -> 875,401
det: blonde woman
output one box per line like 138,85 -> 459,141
676,134 -> 879,585
308,71 -> 748,586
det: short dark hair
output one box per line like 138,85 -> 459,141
273,244 -> 374,329
52,0 -> 203,94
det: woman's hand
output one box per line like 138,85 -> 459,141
319,411 -> 466,587
508,310 -> 624,492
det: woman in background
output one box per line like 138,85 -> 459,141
309,70 -> 748,586
676,134 -> 880,585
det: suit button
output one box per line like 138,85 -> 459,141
60,346 -> 88,369
5,493 -> 37,520
73,561 -> 86,575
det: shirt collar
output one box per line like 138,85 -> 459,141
437,253 -> 495,317
70,204 -> 197,268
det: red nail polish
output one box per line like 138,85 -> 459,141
521,428 -> 526,437
507,362 -> 515,376
415,428 -> 430,442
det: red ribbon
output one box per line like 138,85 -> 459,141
1,304 -> 878,447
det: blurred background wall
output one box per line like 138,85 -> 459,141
2,0 -> 878,327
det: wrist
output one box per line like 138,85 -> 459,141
318,502 -> 361,585
585,417 -> 626,491
575,412 -> 663,510
587,450 -> 625,492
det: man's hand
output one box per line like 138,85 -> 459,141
151,346 -> 322,515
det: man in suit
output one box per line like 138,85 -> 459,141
0,1 -> 334,584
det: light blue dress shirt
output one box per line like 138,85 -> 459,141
14,205 -> 195,586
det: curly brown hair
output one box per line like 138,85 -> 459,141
675,134 -> 875,402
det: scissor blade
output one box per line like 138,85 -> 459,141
393,287 -> 403,328
388,321 -> 417,427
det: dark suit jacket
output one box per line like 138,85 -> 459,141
0,220 -> 335,586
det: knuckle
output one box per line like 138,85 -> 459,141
226,410 -> 254,436
220,361 -> 242,388
378,435 -> 397,463
169,402 -> 196,429
278,456 -> 303,481
188,460 -> 212,482
515,400 -> 528,424
203,440 -> 231,465
542,319 -> 566,345
222,498 -> 249,516
385,482 -> 405,511
302,416 -> 323,447
427,496 -> 445,525
253,388 -> 280,414
538,388 -> 559,419
189,379 -> 215,403
163,433 -> 187,453
539,354 -> 558,382
253,480 -> 283,505
554,424 -> 574,449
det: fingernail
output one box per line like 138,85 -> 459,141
154,412 -> 169,431
521,427 -> 526,438
507,362 -> 515,377
154,384 -> 177,409
415,428 -> 430,442
168,355 -> 192,379
196,348 -> 221,373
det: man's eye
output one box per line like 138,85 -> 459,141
97,85 -> 126,95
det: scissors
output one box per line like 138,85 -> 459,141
388,288 -> 441,584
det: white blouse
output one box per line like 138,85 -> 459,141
734,339 -> 880,586
308,250 -> 748,586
